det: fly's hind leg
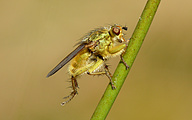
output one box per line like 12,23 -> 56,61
61,76 -> 78,106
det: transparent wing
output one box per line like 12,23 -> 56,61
46,44 -> 86,77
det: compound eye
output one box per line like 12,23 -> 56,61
113,27 -> 120,35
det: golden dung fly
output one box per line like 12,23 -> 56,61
47,24 -> 129,105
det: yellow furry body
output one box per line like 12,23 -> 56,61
47,24 -> 129,105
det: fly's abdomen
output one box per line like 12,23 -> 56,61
68,49 -> 94,77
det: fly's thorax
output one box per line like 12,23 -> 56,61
89,37 -> 112,59
90,30 -> 109,42
81,28 -> 109,44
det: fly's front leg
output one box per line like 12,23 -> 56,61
108,43 -> 129,69
87,58 -> 116,89
61,76 -> 78,106
120,38 -> 130,69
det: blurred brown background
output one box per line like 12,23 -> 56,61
0,0 -> 192,120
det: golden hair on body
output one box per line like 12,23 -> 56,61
47,24 -> 129,105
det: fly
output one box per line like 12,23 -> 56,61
47,24 -> 129,105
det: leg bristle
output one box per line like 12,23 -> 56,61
104,64 -> 116,89
61,76 -> 78,106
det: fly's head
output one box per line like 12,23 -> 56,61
109,25 -> 128,43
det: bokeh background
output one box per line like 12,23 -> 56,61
1,0 -> 192,120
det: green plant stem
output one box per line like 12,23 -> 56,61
90,0 -> 161,119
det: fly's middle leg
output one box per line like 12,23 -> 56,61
61,76 -> 78,106
87,58 -> 116,89
120,55 -> 129,69
104,64 -> 116,89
